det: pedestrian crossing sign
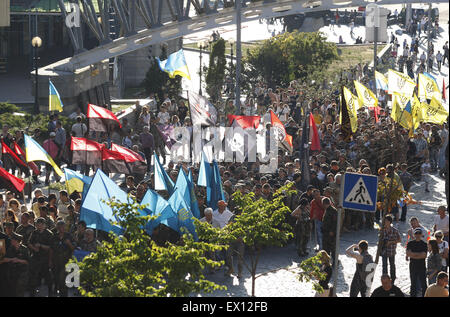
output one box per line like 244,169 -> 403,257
340,172 -> 378,212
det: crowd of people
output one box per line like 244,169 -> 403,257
0,10 -> 449,298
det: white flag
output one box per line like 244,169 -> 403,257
188,91 -> 217,126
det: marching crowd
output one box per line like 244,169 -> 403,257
0,15 -> 449,298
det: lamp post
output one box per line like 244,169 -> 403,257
197,40 -> 206,96
32,36 -> 42,114
229,38 -> 235,68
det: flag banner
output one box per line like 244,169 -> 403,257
49,80 -> 63,112
157,124 -> 176,149
354,80 -> 378,109
309,113 -> 321,152
340,86 -> 354,142
156,49 -> 191,80
71,137 -> 104,166
411,94 -> 424,131
87,103 -> 122,133
420,96 -> 449,125
24,134 -> 63,177
391,93 -> 413,131
208,160 -> 226,210
375,71 -> 388,91
168,189 -> 198,241
174,169 -> 200,219
270,110 -> 293,152
13,141 -> 40,175
342,86 -> 359,133
197,151 -> 211,188
387,69 -> 416,97
101,147 -> 130,174
64,168 -> 92,195
80,169 -> 128,235
188,91 -> 217,126
139,189 -> 177,235
110,143 -> 147,175
418,73 -> 441,101
227,115 -> 261,129
154,152 -> 175,194
1,139 -> 27,169
0,165 -> 25,193
299,114 -> 310,188
443,78 -> 446,102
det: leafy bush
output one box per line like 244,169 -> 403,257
244,31 -> 339,88
0,102 -> 21,114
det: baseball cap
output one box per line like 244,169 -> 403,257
49,132 -> 56,137
414,228 -> 423,235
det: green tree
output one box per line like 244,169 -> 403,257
205,38 -> 227,103
142,45 -> 182,104
245,31 -> 339,88
196,183 -> 295,297
73,199 -> 227,297
297,253 -> 328,294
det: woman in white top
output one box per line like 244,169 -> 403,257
280,103 -> 290,123
139,106 -> 151,127
157,106 -> 170,125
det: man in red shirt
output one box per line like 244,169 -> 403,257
310,189 -> 325,251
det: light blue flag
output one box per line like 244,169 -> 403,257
175,169 -> 201,219
197,151 -> 211,188
139,189 -> 177,234
188,168 -> 193,184
80,169 -> 129,235
156,49 -> 191,80
154,152 -> 175,194
168,189 -> 198,241
208,160 -> 226,210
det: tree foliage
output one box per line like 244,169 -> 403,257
73,199 -> 226,297
142,45 -> 182,104
205,38 -> 227,103
196,183 -> 295,296
244,31 -> 339,88
297,253 -> 327,294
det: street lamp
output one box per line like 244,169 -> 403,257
229,38 -> 235,67
197,40 -> 206,96
32,36 -> 42,114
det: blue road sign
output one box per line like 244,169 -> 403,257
340,172 -> 378,212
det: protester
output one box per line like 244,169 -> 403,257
370,274 -> 405,297
406,228 -> 428,297
424,271 -> 449,297
346,240 -> 374,297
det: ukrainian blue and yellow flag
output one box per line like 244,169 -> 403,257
49,80 -> 63,112
64,168 -> 92,195
24,134 -> 64,177
156,49 -> 191,80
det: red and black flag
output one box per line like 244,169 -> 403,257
101,146 -> 130,174
110,143 -> 147,174
87,104 -> 122,133
13,141 -> 40,175
340,86 -> 353,142
1,139 -> 28,169
0,165 -> 25,193
71,137 -> 104,166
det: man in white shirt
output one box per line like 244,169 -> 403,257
212,200 -> 234,229
433,206 -> 449,243
200,208 -> 221,228
71,116 -> 88,138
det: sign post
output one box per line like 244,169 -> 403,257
331,172 -> 378,296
